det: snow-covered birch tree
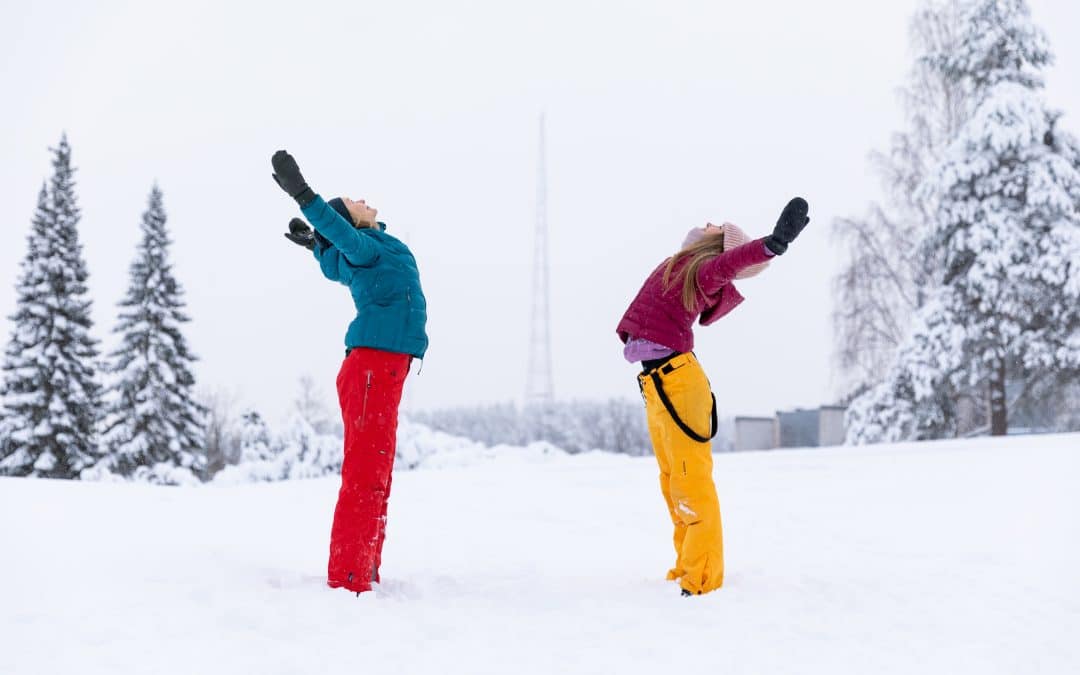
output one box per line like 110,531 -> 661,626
832,0 -> 967,398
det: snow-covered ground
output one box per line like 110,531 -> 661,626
2,433 -> 1078,674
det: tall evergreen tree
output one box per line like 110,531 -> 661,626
848,0 -> 1080,442
0,135 -> 103,478
100,186 -> 206,482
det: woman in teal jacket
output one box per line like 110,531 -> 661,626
272,150 -> 428,595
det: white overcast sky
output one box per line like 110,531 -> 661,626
2,0 -> 1079,424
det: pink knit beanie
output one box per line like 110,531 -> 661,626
681,222 -> 770,280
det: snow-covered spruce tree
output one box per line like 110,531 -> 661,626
846,301 -> 964,443
236,411 -> 276,464
848,0 -> 1080,442
99,186 -> 206,483
0,136 -> 103,478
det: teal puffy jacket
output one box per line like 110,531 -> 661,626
301,196 -> 428,359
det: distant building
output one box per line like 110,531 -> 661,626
734,416 -> 776,451
776,409 -> 818,448
733,406 -> 847,452
818,406 -> 847,446
777,406 -> 846,448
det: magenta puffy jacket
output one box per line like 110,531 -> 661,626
616,239 -> 772,353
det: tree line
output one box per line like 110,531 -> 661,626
410,399 -> 662,457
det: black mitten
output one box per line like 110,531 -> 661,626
764,197 -> 810,255
284,217 -> 314,250
271,150 -> 316,206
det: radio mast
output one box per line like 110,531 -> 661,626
526,114 -> 554,405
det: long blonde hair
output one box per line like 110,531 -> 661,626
662,231 -> 725,312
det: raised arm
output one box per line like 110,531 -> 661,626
279,216 -> 352,282
313,236 -> 354,283
698,197 -> 811,295
271,150 -> 378,267
301,196 -> 378,267
698,239 -> 775,296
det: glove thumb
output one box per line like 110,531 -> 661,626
288,217 -> 312,235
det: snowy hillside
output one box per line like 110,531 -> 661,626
2,433 -> 1078,675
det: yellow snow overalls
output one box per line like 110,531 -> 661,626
638,352 -> 724,594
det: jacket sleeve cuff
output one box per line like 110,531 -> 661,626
295,186 -> 316,207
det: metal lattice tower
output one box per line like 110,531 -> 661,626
526,114 -> 554,405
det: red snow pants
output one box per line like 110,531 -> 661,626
327,347 -> 411,593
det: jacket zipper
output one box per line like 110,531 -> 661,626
406,287 -> 422,375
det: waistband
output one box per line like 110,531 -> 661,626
639,351 -> 696,378
641,351 -> 680,373
345,345 -> 412,360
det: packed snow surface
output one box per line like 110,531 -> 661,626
2,433 -> 1078,674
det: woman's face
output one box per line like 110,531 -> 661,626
343,197 -> 378,228
682,222 -> 725,249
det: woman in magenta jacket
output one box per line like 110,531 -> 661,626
616,198 -> 810,596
